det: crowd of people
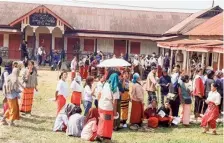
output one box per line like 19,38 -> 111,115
0,49 -> 223,142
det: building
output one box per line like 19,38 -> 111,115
0,1 -> 191,61
158,12 -> 223,72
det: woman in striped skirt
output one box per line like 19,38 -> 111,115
120,70 -> 130,128
20,61 -> 38,115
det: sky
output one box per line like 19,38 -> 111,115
1,0 -> 224,12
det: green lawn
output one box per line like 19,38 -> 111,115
0,70 -> 223,143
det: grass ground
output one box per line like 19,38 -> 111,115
0,70 -> 223,143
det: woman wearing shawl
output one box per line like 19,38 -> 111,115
201,83 -> 221,135
81,108 -> 99,141
53,103 -> 78,132
97,73 -> 120,142
130,73 -> 144,130
70,74 -> 83,106
1,68 -> 23,126
178,75 -> 192,126
20,61 -> 38,115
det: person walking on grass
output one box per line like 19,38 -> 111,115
1,68 -> 23,126
201,83 -> 221,135
20,61 -> 38,116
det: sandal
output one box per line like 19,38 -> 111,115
130,124 -> 139,130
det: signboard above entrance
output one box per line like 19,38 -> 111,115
29,13 -> 57,26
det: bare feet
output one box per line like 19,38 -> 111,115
212,131 -> 217,135
0,120 -> 8,126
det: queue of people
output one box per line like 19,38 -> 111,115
0,49 -> 223,142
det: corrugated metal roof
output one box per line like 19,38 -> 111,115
164,6 -> 223,35
157,39 -> 223,53
185,12 -> 223,36
0,1 -> 190,35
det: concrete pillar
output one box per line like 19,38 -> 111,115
32,32 -> 36,59
201,53 -> 205,67
183,50 -> 187,71
186,51 -> 189,74
218,53 -> 220,70
3,34 -> 9,47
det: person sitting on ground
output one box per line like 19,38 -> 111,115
157,100 -> 173,127
66,106 -> 85,137
144,100 -> 158,128
81,108 -> 99,141
0,68 -> 23,126
53,103 -> 77,132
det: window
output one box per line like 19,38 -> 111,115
84,39 -> 94,52
130,42 -> 140,54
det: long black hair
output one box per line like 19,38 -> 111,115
59,69 -> 67,80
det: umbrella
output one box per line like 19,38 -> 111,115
97,58 -> 131,67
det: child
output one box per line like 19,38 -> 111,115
1,68 -> 23,126
83,76 -> 95,116
157,100 -> 173,127
53,104 -> 78,132
81,108 -> 99,141
201,83 -> 221,135
94,75 -> 105,108
55,70 -> 69,115
70,72 -> 83,106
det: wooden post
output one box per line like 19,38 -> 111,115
94,38 -> 97,54
206,52 -> 209,66
183,50 -> 187,72
170,49 -> 173,73
217,53 -> 220,70
186,51 -> 189,74
126,40 -> 129,60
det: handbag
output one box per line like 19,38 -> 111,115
184,98 -> 192,104
167,93 -> 178,101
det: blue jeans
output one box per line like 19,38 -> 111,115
83,101 -> 92,116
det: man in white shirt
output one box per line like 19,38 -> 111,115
37,46 -> 44,66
